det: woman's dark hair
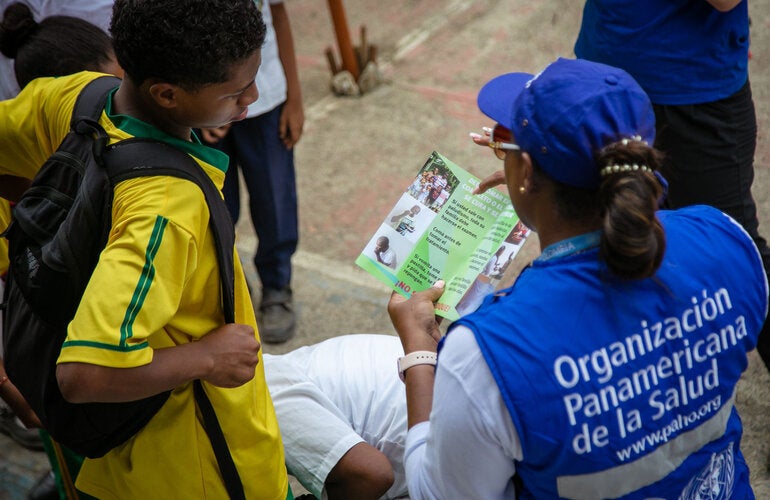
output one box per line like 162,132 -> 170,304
596,141 -> 666,280
531,140 -> 666,280
110,0 -> 266,90
0,3 -> 115,88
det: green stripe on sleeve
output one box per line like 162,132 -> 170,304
61,339 -> 149,352
119,216 -> 169,347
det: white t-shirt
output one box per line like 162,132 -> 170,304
247,0 -> 287,117
264,334 -> 409,499
0,0 -> 114,100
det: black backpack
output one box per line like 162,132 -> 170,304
2,76 -> 245,499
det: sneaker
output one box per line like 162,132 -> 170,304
258,286 -> 296,343
0,405 -> 44,451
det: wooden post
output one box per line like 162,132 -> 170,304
326,0 -> 359,80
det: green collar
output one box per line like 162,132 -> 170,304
104,89 -> 230,172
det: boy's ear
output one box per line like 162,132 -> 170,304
147,81 -> 182,109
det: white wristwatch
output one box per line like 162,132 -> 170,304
397,351 -> 437,382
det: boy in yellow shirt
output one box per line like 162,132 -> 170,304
0,1 -> 290,498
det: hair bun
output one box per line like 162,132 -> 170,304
0,3 -> 39,59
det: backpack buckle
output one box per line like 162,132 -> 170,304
73,118 -> 109,166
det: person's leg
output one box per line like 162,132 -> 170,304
37,430 -> 96,500
654,82 -> 763,243
653,80 -> 770,370
227,107 -> 298,342
229,109 -> 298,289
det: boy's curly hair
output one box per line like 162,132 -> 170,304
111,0 -> 266,90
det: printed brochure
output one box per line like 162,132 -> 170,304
355,151 -> 530,321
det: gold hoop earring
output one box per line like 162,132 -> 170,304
519,186 -> 526,194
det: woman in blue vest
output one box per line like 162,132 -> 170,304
388,57 -> 768,499
574,0 -> 770,371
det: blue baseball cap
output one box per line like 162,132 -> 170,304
477,58 -> 656,189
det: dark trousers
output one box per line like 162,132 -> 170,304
213,104 -> 298,290
654,80 -> 770,369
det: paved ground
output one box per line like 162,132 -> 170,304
3,0 -> 770,498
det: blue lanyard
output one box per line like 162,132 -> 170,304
536,230 -> 602,262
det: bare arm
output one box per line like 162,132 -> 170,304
390,210 -> 410,223
271,2 -> 305,148
387,282 -> 445,427
325,442 -> 395,500
704,0 -> 741,12
0,359 -> 42,428
57,323 -> 260,403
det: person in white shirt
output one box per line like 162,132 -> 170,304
374,236 -> 398,269
264,334 -> 408,500
0,0 -> 113,100
200,0 -> 304,344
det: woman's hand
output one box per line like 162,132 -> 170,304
473,170 -> 506,194
388,282 -> 445,427
469,127 -> 506,195
387,281 -> 445,353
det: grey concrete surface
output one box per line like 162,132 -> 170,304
2,0 -> 770,497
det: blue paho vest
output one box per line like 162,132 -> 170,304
452,206 -> 767,499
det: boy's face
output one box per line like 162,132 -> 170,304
171,51 -> 262,129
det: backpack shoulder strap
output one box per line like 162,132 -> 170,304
101,138 -> 243,499
70,76 -> 122,127
68,76 -> 122,160
102,138 -> 236,322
